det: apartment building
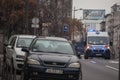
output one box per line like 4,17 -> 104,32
104,3 -> 120,58
112,3 -> 120,58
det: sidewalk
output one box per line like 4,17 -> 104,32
111,57 -> 119,62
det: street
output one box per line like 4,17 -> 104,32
0,54 -> 119,80
0,0 -> 120,80
81,57 -> 119,80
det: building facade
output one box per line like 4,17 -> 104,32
100,21 -> 105,31
105,3 -> 120,58
111,3 -> 120,58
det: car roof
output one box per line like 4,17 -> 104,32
13,34 -> 36,38
36,36 -> 68,41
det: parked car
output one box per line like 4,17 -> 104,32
74,42 -> 85,58
4,35 -> 36,74
21,36 -> 82,80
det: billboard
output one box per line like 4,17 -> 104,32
83,9 -> 105,20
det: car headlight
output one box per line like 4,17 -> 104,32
16,55 -> 25,59
27,59 -> 40,65
68,63 -> 80,68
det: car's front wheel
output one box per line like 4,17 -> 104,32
20,71 -> 29,80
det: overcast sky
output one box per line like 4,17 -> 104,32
73,0 -> 120,19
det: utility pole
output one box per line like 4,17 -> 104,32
25,0 -> 29,34
61,0 -> 64,37
73,6 -> 75,40
35,0 -> 39,36
73,7 -> 83,40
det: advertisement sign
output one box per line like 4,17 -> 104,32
83,9 -> 105,20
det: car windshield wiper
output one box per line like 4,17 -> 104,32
45,51 -> 68,54
32,50 -> 47,52
32,50 -> 70,54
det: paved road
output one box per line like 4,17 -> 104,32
80,57 -> 119,80
0,54 -> 119,80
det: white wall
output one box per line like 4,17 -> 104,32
83,20 -> 103,31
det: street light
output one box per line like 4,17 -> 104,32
73,6 -> 83,40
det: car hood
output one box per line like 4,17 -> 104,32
28,53 -> 79,63
15,48 -> 25,56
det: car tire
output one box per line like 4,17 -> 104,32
6,63 -> 13,80
1,60 -> 7,80
21,71 -> 24,80
20,71 -> 29,80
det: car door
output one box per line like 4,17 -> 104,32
6,36 -> 17,66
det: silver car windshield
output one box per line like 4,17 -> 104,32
16,38 -> 34,48
31,39 -> 74,54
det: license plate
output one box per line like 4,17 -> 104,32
96,54 -> 102,56
46,68 -> 63,74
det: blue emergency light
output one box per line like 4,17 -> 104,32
88,29 -> 95,32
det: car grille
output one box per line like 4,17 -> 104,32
18,64 -> 23,68
43,61 -> 66,67
28,73 -> 79,80
93,49 -> 104,53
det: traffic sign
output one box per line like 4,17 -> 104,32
31,24 -> 39,28
63,25 -> 69,32
32,17 -> 39,24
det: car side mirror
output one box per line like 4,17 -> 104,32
21,47 -> 29,53
4,42 -> 8,46
7,45 -> 13,49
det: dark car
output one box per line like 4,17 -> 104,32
21,36 -> 82,80
74,42 -> 85,58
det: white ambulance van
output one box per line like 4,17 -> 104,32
84,30 -> 112,59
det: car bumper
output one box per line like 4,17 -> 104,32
24,65 -> 81,80
86,49 -> 110,56
14,59 -> 24,70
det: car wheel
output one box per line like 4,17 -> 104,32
1,59 -> 7,80
20,71 -> 25,80
12,67 -> 17,80
20,71 -> 28,80
9,62 -> 14,80
6,63 -> 12,80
